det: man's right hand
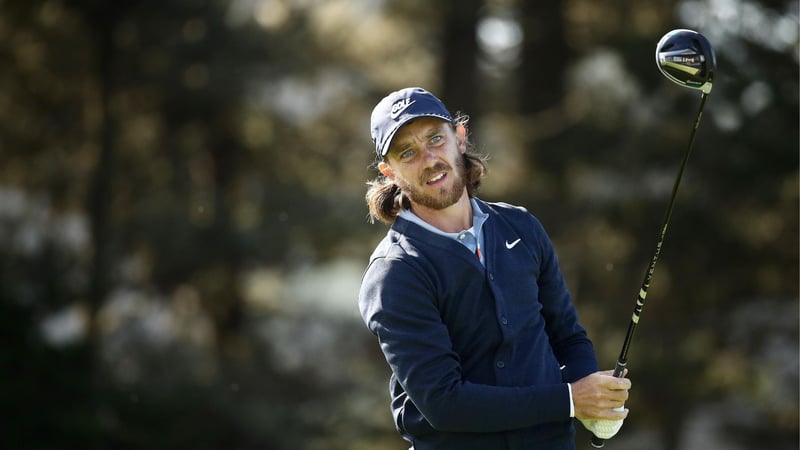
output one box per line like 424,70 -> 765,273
571,370 -> 631,420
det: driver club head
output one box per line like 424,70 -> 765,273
656,29 -> 716,94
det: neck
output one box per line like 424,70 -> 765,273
410,191 -> 473,233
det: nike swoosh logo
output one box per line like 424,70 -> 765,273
505,238 -> 521,249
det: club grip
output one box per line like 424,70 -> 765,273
612,360 -> 626,378
589,361 -> 627,448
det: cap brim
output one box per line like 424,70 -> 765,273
378,113 -> 452,156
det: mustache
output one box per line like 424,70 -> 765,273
419,162 -> 452,184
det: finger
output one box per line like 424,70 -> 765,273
600,368 -> 629,377
584,406 -> 629,421
604,407 -> 629,420
610,377 -> 631,390
607,390 -> 629,403
605,392 -> 628,407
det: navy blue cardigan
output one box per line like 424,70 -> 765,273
359,199 -> 598,450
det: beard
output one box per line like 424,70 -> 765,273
395,157 -> 467,211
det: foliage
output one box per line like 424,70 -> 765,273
1,0 -> 797,449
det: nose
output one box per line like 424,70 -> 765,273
421,144 -> 439,163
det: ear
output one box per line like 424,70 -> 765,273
378,161 -> 395,179
455,124 -> 467,153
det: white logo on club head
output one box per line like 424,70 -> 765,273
390,98 -> 415,119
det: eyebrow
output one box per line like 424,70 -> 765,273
426,126 -> 445,138
391,125 -> 446,153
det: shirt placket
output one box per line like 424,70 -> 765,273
457,231 -> 482,262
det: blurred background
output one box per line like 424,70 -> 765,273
1,0 -> 798,449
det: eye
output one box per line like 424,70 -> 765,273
399,148 -> 416,161
430,135 -> 443,145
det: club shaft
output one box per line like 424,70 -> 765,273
591,92 -> 708,448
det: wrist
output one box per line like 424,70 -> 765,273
567,383 -> 575,418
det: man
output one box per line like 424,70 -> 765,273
358,87 -> 630,450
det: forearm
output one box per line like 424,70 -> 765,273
402,379 -> 571,432
554,334 -> 598,382
378,325 -> 574,432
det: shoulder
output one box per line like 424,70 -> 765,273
363,220 -> 431,282
367,217 -> 421,261
478,199 -> 546,230
482,200 -> 529,216
359,222 -> 438,323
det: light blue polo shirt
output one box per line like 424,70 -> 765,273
398,197 -> 489,265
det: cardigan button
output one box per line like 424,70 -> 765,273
496,361 -> 505,369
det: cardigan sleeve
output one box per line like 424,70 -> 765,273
359,252 -> 572,432
529,215 -> 599,382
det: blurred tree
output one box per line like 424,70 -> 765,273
0,0 -> 796,449
519,0 -> 572,114
440,0 -> 482,116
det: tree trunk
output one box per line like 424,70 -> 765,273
518,1 -> 572,115
440,0 -> 482,118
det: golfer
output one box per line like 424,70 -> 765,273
358,87 -> 631,450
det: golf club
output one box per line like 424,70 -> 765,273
590,29 -> 716,448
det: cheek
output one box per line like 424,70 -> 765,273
396,170 -> 418,187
